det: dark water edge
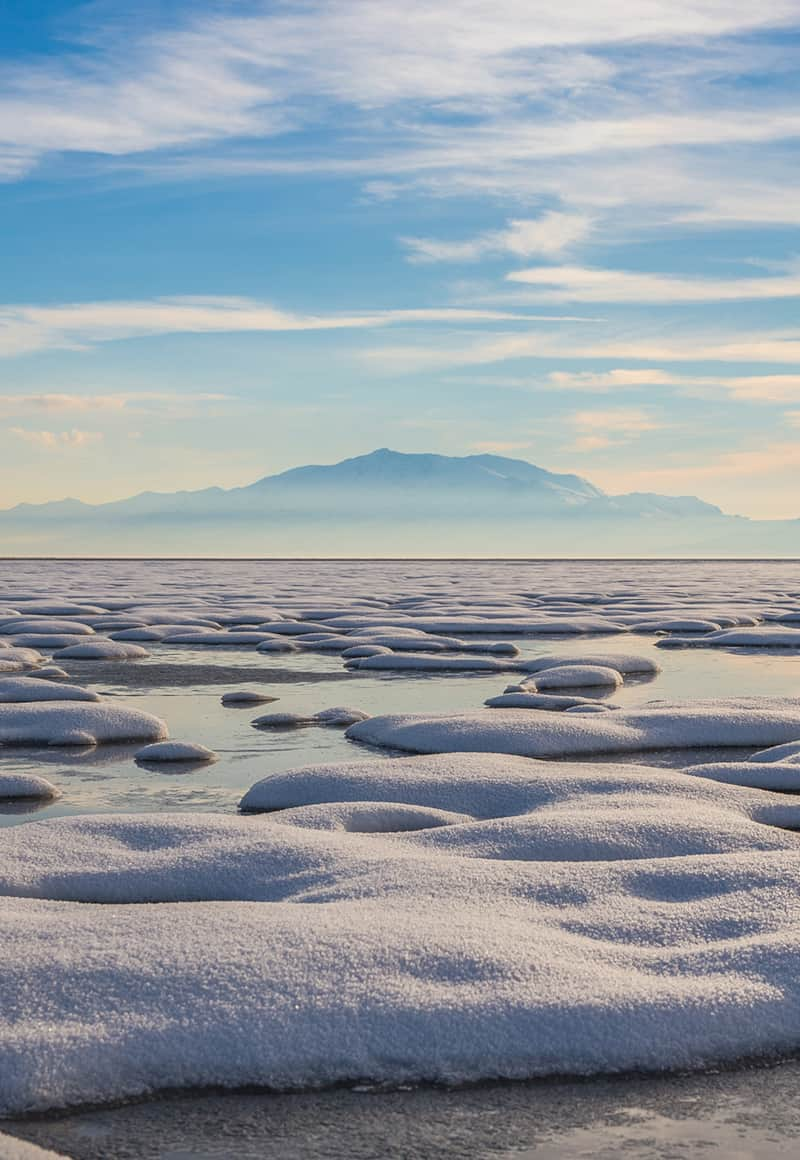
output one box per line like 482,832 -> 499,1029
6,1060 -> 800,1159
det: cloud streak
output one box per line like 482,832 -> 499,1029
0,297 -> 588,358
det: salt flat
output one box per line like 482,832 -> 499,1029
2,559 -> 800,1124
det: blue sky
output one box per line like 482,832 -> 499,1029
1,0 -> 800,517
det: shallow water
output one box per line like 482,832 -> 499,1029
7,1061 -> 800,1159
1,558 -> 800,825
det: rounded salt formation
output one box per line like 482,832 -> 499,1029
221,690 -> 278,706
340,645 -> 393,658
0,773 -> 59,800
163,631 -> 274,646
0,618 -> 95,636
255,638 -> 298,652
135,741 -> 217,764
0,677 -> 100,703
0,702 -> 167,746
30,666 -> 70,680
564,704 -> 614,713
530,665 -> 623,690
266,801 -> 471,833
314,707 -> 371,727
520,652 -> 660,675
54,641 -> 148,660
485,692 -> 600,710
252,712 -> 312,728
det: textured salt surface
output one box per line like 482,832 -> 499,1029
1,561 -> 800,1116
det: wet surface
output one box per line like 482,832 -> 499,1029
6,1060 -> 800,1159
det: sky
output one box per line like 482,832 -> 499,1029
1,0 -> 799,518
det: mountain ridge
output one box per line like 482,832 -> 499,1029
0,448 -> 791,557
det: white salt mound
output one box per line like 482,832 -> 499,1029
346,700 -> 800,758
0,647 -> 43,673
0,702 -> 166,746
529,665 -> 623,690
486,693 -> 600,710
4,759 -> 800,1111
314,707 -> 371,726
221,690 -> 277,706
0,619 -> 95,636
0,773 -> 58,800
135,742 -> 217,764
519,653 -> 660,675
658,628 -> 800,649
0,678 -> 100,704
252,712 -> 313,728
255,638 -> 298,653
53,641 -> 148,661
347,654 -> 509,673
748,741 -> 800,764
164,632 -> 273,646
684,761 -> 800,791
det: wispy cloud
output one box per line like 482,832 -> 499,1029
0,297 -> 583,358
1,0 -> 799,241
9,427 -> 104,450
0,392 -> 232,414
506,264 -> 800,303
401,213 -> 593,263
368,327 -> 800,374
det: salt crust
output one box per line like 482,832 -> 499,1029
135,741 -> 217,763
221,690 -> 278,706
53,641 -> 149,661
486,693 -> 601,710
519,653 -> 660,675
657,628 -> 800,649
0,773 -> 58,800
0,702 -> 167,746
346,699 -> 800,757
4,756 -> 800,1111
0,678 -> 100,704
527,665 -> 623,690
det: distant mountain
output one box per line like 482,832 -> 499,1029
0,448 -> 794,556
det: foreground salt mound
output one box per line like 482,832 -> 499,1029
5,761 -> 800,1110
0,773 -> 58,800
135,741 -> 217,764
238,752 -> 798,821
346,699 -> 800,758
0,703 -> 167,746
684,761 -> 800,791
749,741 -> 800,764
267,801 -> 472,833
